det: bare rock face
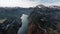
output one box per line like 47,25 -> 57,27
7,17 -> 22,34
0,17 -> 22,34
28,5 -> 60,34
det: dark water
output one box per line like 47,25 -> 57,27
18,14 -> 29,34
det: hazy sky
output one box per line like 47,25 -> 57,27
0,0 -> 60,7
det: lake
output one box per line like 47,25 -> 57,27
18,14 -> 29,34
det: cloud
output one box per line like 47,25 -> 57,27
0,0 -> 39,7
0,0 -> 60,7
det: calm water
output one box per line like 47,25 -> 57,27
18,14 -> 29,34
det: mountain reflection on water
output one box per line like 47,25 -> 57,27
18,14 -> 29,34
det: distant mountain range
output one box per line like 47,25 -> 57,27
0,5 -> 60,18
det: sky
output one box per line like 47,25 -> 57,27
0,0 -> 60,7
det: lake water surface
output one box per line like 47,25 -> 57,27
18,14 -> 29,34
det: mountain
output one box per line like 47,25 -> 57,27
28,5 -> 60,34
0,5 -> 60,34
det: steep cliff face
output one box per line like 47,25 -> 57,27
0,17 -> 22,34
28,5 -> 60,34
